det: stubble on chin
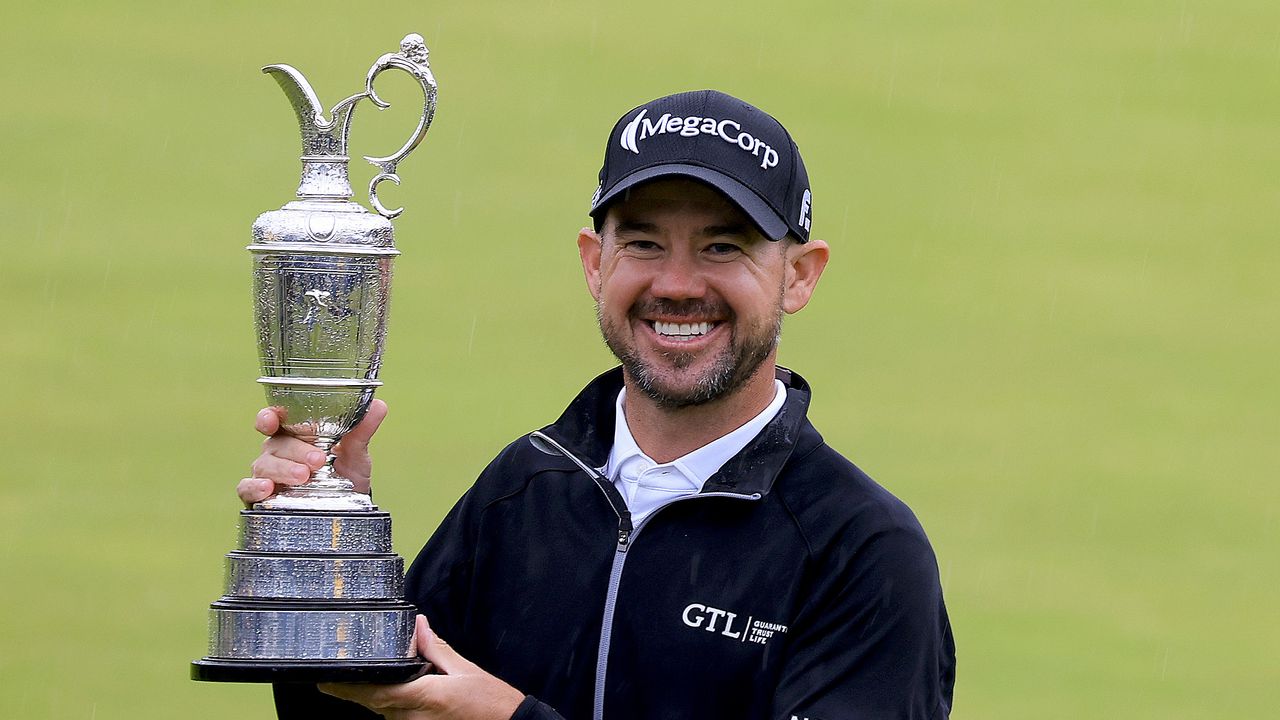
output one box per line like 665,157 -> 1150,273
595,301 -> 780,410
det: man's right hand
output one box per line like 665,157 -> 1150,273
235,399 -> 389,507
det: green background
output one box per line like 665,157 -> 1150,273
2,0 -> 1276,717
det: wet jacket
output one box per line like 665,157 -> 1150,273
277,367 -> 955,719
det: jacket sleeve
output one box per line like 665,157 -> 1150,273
771,525 -> 957,720
272,683 -> 382,719
510,695 -> 569,720
273,439 -> 574,719
271,689 -> 569,720
403,447 -> 572,719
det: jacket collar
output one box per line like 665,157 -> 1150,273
536,365 -> 820,498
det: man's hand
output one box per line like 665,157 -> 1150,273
319,615 -> 525,720
235,399 -> 388,506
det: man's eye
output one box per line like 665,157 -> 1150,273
626,240 -> 661,253
706,242 -> 742,257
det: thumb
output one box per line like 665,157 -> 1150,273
342,399 -> 388,449
416,615 -> 474,676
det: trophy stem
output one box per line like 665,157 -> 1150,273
309,440 -> 351,490
255,438 -> 374,512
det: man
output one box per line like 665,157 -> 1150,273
242,90 -> 956,719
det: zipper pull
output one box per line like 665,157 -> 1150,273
617,513 -> 633,550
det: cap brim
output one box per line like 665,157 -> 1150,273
589,164 -> 790,241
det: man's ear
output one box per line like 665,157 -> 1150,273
578,227 -> 603,302
782,238 -> 829,314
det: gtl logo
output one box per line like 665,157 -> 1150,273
682,602 -> 746,638
682,602 -> 789,646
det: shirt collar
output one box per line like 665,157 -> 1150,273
536,365 -> 822,498
603,380 -> 788,488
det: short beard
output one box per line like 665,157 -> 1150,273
597,298 -> 782,410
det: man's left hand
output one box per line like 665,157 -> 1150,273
320,615 -> 525,720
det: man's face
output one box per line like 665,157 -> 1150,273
579,179 -> 792,408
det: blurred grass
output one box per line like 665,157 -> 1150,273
1,0 -> 1276,717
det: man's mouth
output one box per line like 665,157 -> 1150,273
650,320 -> 717,340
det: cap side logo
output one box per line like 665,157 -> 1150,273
798,189 -> 812,232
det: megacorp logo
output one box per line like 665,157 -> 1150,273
620,108 -> 780,170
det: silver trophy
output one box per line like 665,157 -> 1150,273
192,34 -> 438,683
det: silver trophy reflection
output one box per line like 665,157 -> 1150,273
192,34 -> 437,683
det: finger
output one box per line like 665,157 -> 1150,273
260,435 -> 327,468
413,614 -> 432,656
340,399 -> 388,450
235,477 -> 274,506
417,615 -> 475,676
249,453 -> 314,486
254,407 -> 286,437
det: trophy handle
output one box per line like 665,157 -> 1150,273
361,33 -> 440,219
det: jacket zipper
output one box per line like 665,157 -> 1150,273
592,492 -> 761,720
529,431 -> 632,541
526,431 -> 763,720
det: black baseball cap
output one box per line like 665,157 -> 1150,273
588,90 -> 813,242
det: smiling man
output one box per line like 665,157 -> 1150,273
257,90 -> 956,719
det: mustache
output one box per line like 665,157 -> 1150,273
629,298 -> 731,320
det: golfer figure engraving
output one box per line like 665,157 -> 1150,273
191,33 -> 438,684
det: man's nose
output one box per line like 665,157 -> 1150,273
649,253 -> 707,300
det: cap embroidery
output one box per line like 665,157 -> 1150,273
798,189 -> 812,233
619,107 -> 780,170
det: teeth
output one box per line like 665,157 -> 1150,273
654,321 -> 712,337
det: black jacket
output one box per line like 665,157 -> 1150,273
277,367 -> 955,719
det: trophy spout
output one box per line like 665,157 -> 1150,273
263,64 -> 364,200
262,65 -> 326,143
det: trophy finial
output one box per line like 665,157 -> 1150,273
400,33 -> 429,66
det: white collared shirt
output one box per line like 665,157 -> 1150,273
602,380 -> 787,524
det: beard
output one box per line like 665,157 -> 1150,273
597,296 -> 782,409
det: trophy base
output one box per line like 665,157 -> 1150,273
191,657 -> 428,683
196,509 -> 423,686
